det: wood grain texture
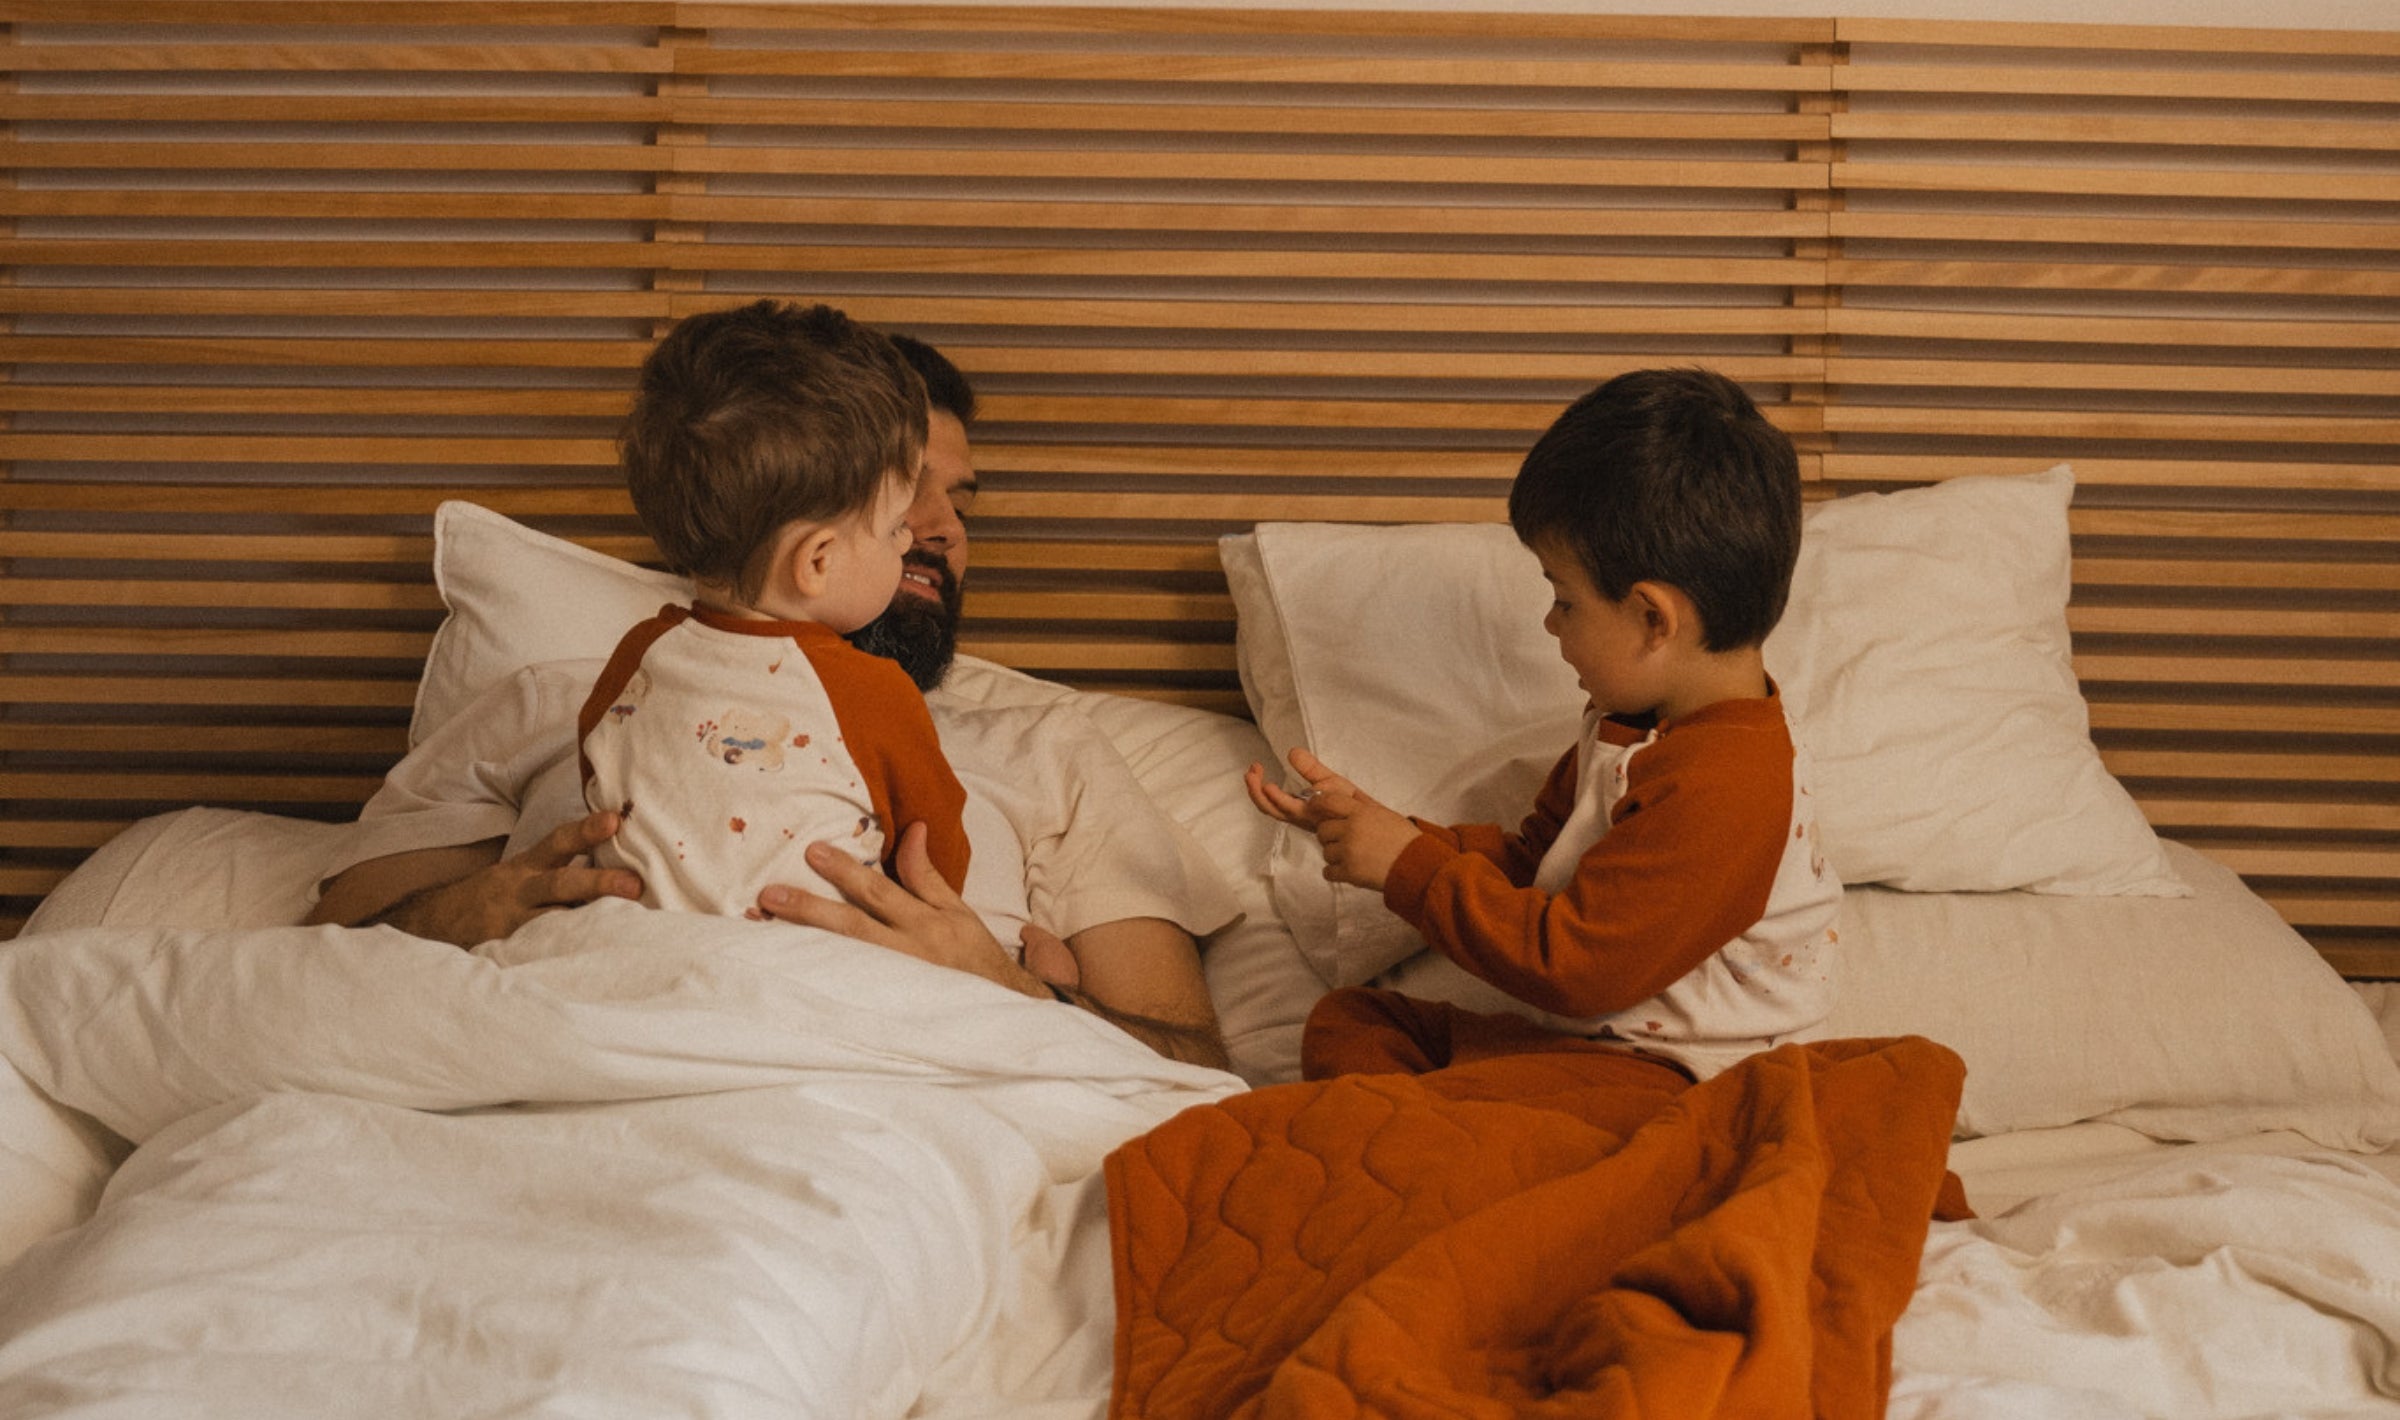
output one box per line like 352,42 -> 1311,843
0,5 -> 2390,966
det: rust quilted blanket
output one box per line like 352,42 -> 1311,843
1106,1035 -> 1967,1419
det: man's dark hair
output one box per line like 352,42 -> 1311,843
620,300 -> 926,602
889,333 -> 977,428
1508,368 -> 1801,651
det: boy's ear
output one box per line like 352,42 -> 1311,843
782,523 -> 842,599
1625,580 -> 1683,649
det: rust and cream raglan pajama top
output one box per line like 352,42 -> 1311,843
1382,692 -> 1841,1080
577,604 -> 970,914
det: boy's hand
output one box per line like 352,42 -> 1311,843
1244,747 -> 1422,893
1243,745 -> 1355,826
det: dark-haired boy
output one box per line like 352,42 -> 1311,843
1247,368 -> 1839,1081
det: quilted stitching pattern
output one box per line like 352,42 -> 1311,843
1108,1037 -> 1965,1419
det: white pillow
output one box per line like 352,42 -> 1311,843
1385,841 -> 2400,1146
1224,465 -> 2187,989
20,808 -> 356,936
410,500 -> 686,745
405,503 -> 1317,1084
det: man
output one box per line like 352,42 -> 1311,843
307,330 -> 1232,1070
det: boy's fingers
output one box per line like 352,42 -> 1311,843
1287,746 -> 1339,785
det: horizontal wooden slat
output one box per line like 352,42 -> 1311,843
1826,211 -> 2400,252
1834,160 -> 2400,204
2101,749 -> 2400,784
2247,891 -> 2400,932
0,336 -> 651,369
0,676 -> 418,709
0,772 -> 386,803
0,290 -> 669,322
680,49 -> 1836,92
1826,455 -> 2400,493
970,589 -> 1232,623
0,1 -> 675,23
0,484 -> 630,516
2070,509 -> 2400,544
0,192 -> 671,221
0,579 -> 440,612
0,240 -> 669,271
0,821 -> 139,851
0,725 -> 409,755
1833,17 -> 2400,55
0,627 -> 432,659
1830,111 -> 2400,152
2139,799 -> 2400,834
678,95 -> 1827,141
0,868 -> 70,896
2198,845 -> 2400,879
1833,63 -> 2400,105
1827,263 -> 2400,301
681,197 -> 1831,239
2074,557 -> 2400,593
0,385 -> 630,418
1825,309 -> 2400,350
2077,654 -> 2400,689
0,435 -> 615,466
656,248 -> 1822,285
2316,940 -> 2400,979
685,5 -> 1833,42
0,44 -> 674,75
2093,703 -> 2400,735
2069,605 -> 2400,639
0,532 -> 437,563
956,637 -> 1238,674
676,147 -> 1822,191
1823,357 -> 2400,399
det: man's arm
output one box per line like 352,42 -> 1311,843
304,811 -> 642,947
1055,916 -> 1227,1071
760,828 -> 1230,1072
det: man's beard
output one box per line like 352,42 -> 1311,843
848,549 -> 962,692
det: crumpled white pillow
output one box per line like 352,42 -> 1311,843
1226,465 -> 2186,989
410,500 -> 687,746
1382,840 -> 2400,1145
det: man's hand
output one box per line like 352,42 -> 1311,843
757,826 -> 1230,1070
755,823 -> 1048,998
1244,746 -> 1422,892
314,810 -> 643,947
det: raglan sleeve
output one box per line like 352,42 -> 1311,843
1381,725 -> 1793,1019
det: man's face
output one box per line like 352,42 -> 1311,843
848,408 -> 976,691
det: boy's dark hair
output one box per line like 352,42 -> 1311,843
621,300 -> 926,601
1508,368 -> 1801,651
889,333 -> 977,428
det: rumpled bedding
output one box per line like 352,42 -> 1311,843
1105,1033 -> 1968,1419
0,902 -> 1240,1419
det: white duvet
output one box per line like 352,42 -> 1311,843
1896,1149 -> 2400,1419
0,903 -> 1240,1419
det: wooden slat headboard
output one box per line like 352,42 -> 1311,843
1,3 -> 2393,970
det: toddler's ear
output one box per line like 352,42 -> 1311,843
782,523 -> 842,598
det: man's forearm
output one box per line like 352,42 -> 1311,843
1055,916 -> 1231,1072
1049,982 -> 1230,1071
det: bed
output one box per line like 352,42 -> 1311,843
7,480 -> 2400,1417
5,5 -> 2400,1417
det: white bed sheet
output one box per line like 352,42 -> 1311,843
0,903 -> 1238,1418
14,800 -> 2400,1418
